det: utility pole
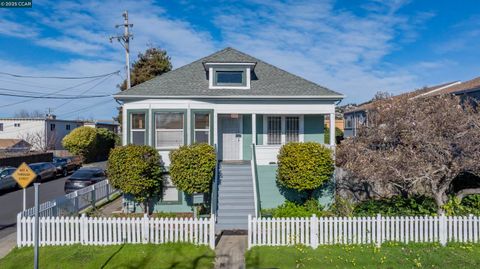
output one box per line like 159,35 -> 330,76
110,11 -> 133,89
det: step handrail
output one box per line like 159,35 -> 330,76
251,143 -> 261,217
211,144 -> 219,216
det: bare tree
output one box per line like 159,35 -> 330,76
20,130 -> 56,152
337,95 -> 480,213
14,109 -> 44,118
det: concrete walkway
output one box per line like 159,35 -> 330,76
215,235 -> 247,269
0,232 -> 16,259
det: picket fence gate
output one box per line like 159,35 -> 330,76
248,214 -> 480,249
17,214 -> 216,249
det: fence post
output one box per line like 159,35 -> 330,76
142,214 -> 148,244
17,213 -> 21,247
439,214 -> 447,246
106,184 -> 110,202
74,191 -> 79,214
310,214 -> 319,249
247,214 -> 252,250
209,214 -> 215,249
376,214 -> 382,247
80,214 -> 86,245
91,185 -> 96,209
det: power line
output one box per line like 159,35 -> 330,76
0,75 -> 116,108
58,97 -> 113,117
110,11 -> 133,89
0,92 -> 111,99
0,70 -> 120,79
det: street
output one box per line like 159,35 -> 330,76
0,176 -> 68,239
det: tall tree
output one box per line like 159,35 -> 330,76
117,47 -> 172,123
337,95 -> 480,213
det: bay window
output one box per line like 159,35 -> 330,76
155,112 -> 184,149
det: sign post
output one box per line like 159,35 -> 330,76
12,162 -> 37,212
34,183 -> 39,269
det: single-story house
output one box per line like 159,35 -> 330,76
0,138 -> 31,153
114,47 -> 344,230
344,76 -> 480,137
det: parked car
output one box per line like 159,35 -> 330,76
0,167 -> 17,191
64,167 -> 106,194
29,162 -> 57,183
53,157 -> 79,177
66,156 -> 82,170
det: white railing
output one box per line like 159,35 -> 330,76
17,214 -> 216,249
21,180 -> 118,218
248,214 -> 480,249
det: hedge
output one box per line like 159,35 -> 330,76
107,145 -> 164,213
62,127 -> 118,163
277,142 -> 334,196
169,143 -> 216,195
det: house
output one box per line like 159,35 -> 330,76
344,76 -> 480,137
0,115 -> 83,151
83,120 -> 119,134
0,139 -> 31,153
114,47 -> 344,230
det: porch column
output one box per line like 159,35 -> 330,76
329,113 -> 335,147
213,111 -> 218,146
252,113 -> 256,145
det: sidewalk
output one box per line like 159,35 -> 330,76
215,234 -> 247,269
0,232 -> 16,259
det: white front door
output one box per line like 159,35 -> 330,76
219,115 -> 242,160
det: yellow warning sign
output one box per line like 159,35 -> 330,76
12,162 -> 37,189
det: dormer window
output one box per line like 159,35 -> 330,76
214,70 -> 245,86
204,62 -> 256,90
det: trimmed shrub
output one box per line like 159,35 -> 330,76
107,145 -> 164,213
62,127 -> 97,162
169,143 -> 216,195
324,127 -> 344,144
352,196 -> 437,216
261,199 -> 325,218
277,142 -> 334,199
62,127 -> 117,163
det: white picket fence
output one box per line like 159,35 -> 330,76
17,214 -> 216,249
21,180 -> 118,218
248,214 -> 480,248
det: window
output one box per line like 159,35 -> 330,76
155,112 -> 184,149
345,115 -> 353,128
130,113 -> 146,145
14,123 -> 20,127
285,117 -> 299,143
265,115 -> 302,145
267,116 -> 282,145
0,123 -> 3,131
214,70 -> 245,85
66,124 -> 71,130
194,112 -> 210,144
162,174 -> 179,202
50,124 -> 56,131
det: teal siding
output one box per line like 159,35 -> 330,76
124,193 -> 192,213
304,115 -> 325,143
257,165 -> 334,210
243,115 -> 252,160
256,114 -> 263,145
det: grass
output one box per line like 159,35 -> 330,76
0,243 -> 214,269
245,243 -> 480,268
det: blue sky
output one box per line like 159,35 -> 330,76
0,0 -> 479,119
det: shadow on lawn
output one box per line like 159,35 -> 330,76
99,244 -> 214,269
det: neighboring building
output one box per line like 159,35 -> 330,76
344,77 -> 480,137
0,115 -> 83,151
114,47 -> 344,230
0,139 -> 31,153
83,120 -> 119,134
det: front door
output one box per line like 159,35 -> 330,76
219,115 -> 242,160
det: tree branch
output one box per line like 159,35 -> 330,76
455,188 -> 480,201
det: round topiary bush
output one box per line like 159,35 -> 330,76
277,142 -> 334,198
169,143 -> 216,195
107,145 -> 164,213
62,126 -> 98,162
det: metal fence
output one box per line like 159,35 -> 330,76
21,180 -> 118,218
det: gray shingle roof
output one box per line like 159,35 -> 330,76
115,47 -> 344,99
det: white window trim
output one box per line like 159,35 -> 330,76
193,113 -> 210,144
155,129 -> 184,150
208,67 -> 251,89
263,115 -> 304,145
130,113 -> 146,144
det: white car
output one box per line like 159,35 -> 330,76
0,167 -> 17,191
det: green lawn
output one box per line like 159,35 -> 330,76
0,243 -> 214,269
246,243 -> 480,269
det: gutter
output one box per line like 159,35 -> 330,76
113,94 -> 346,100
